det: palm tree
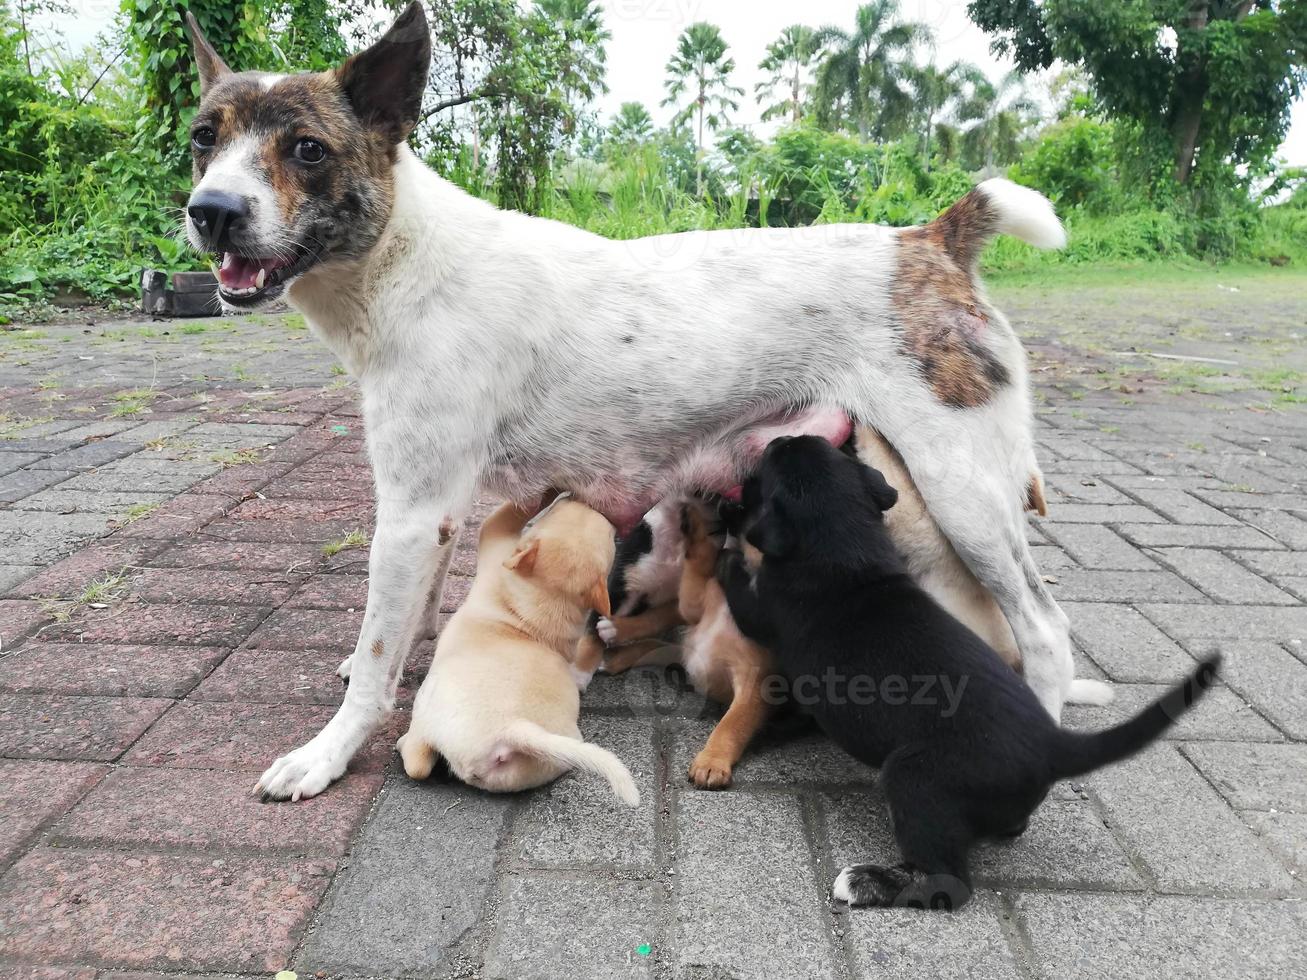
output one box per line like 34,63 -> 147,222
662,21 -> 744,195
956,70 -> 1038,172
608,101 -> 654,147
756,24 -> 820,124
535,0 -> 611,103
812,0 -> 932,141
910,61 -> 984,170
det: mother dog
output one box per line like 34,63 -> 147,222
183,3 -> 1088,801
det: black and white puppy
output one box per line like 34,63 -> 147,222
719,435 -> 1220,911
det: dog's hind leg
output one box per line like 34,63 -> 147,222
833,743 -> 974,911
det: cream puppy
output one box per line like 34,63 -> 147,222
397,499 -> 639,805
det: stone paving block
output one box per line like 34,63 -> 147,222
483,874 -> 662,980
0,511 -> 110,563
42,601 -> 266,647
1038,523 -> 1158,570
0,468 -> 76,505
1046,568 -> 1203,603
13,488 -> 173,515
0,643 -> 226,698
674,792 -> 836,980
512,716 -> 657,871
1181,742 -> 1307,813
1230,508 -> 1307,550
838,889 -> 1021,980
0,598 -> 52,647
6,540 -> 158,599
1244,811 -> 1307,879
297,778 -> 510,976
114,492 -> 233,540
1027,543 -> 1077,571
284,573 -> 370,610
122,699 -> 396,771
1086,743 -> 1293,893
0,759 -> 105,863
59,458 -> 219,494
582,666 -> 699,718
25,439 -> 136,471
193,646 -> 349,704
1200,640 -> 1307,739
1152,548 -> 1299,605
1061,602 -> 1197,682
241,607 -> 361,651
1138,603 -> 1307,643
0,450 -> 45,474
822,789 -> 1141,893
126,567 -> 300,606
0,693 -> 170,761
1015,893 -> 1307,980
145,539 -> 324,572
1064,682 -> 1281,742
1044,475 -> 1135,505
671,717 -> 872,786
54,767 -> 381,856
1113,486 -> 1244,525
1116,522 -> 1283,550
0,846 -> 333,973
0,563 -> 38,593
1040,504 -> 1167,524
1196,489 -> 1307,512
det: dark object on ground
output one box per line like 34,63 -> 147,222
139,269 -> 221,317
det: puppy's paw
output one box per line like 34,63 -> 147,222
596,617 -> 618,645
689,751 -> 734,789
255,740 -> 348,803
336,654 -> 354,684
832,862 -> 970,911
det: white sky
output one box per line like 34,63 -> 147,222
41,0 -> 1307,164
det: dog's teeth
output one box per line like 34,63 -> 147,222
255,268 -> 266,290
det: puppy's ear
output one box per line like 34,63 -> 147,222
335,0 -> 431,145
185,12 -> 232,95
861,465 -> 899,512
504,538 -> 541,575
587,577 -> 612,617
746,501 -> 794,559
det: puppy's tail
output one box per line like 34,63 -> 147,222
502,719 -> 641,807
1050,655 -> 1220,779
925,179 -> 1066,271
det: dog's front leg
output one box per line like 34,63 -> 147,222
258,501 -> 457,801
718,552 -> 776,646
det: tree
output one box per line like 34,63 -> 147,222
812,0 -> 932,141
662,21 -> 743,196
607,101 -> 653,147
535,0 -> 609,104
955,69 -> 1037,172
756,24 -> 820,124
968,0 -> 1307,185
908,61 -> 980,170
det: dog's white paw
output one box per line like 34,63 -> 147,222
256,740 -> 348,802
596,617 -> 617,645
1067,678 -> 1115,706
336,654 -> 354,681
832,867 -> 855,904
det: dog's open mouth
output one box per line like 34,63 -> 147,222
215,247 -> 320,305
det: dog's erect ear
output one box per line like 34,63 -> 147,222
860,465 -> 899,512
746,500 -> 795,559
335,0 -> 431,145
587,577 -> 612,617
504,538 -> 541,575
185,12 -> 232,95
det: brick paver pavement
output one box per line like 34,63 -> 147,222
0,275 -> 1304,979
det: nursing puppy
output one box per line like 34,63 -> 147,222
398,499 -> 639,806
602,500 -> 778,788
720,436 -> 1219,910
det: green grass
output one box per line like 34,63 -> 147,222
323,529 -> 369,557
109,388 -> 158,417
38,568 -> 132,623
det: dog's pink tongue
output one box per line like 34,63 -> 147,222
217,253 -> 292,290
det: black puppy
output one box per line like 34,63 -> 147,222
719,435 -> 1220,911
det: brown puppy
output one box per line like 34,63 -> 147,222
601,502 -> 777,788
398,498 -> 639,805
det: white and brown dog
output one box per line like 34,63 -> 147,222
183,4 -> 1103,802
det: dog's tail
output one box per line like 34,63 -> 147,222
502,719 -> 641,806
1051,655 -> 1220,778
926,179 -> 1066,270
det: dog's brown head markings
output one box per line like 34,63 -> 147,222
182,2 -> 430,309
892,189 -> 1011,409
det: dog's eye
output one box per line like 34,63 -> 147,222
294,138 -> 327,164
191,127 -> 216,150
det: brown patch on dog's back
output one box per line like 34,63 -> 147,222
892,192 -> 1010,409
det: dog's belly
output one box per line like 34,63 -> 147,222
486,405 -> 852,535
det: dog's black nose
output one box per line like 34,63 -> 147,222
187,190 -> 250,250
